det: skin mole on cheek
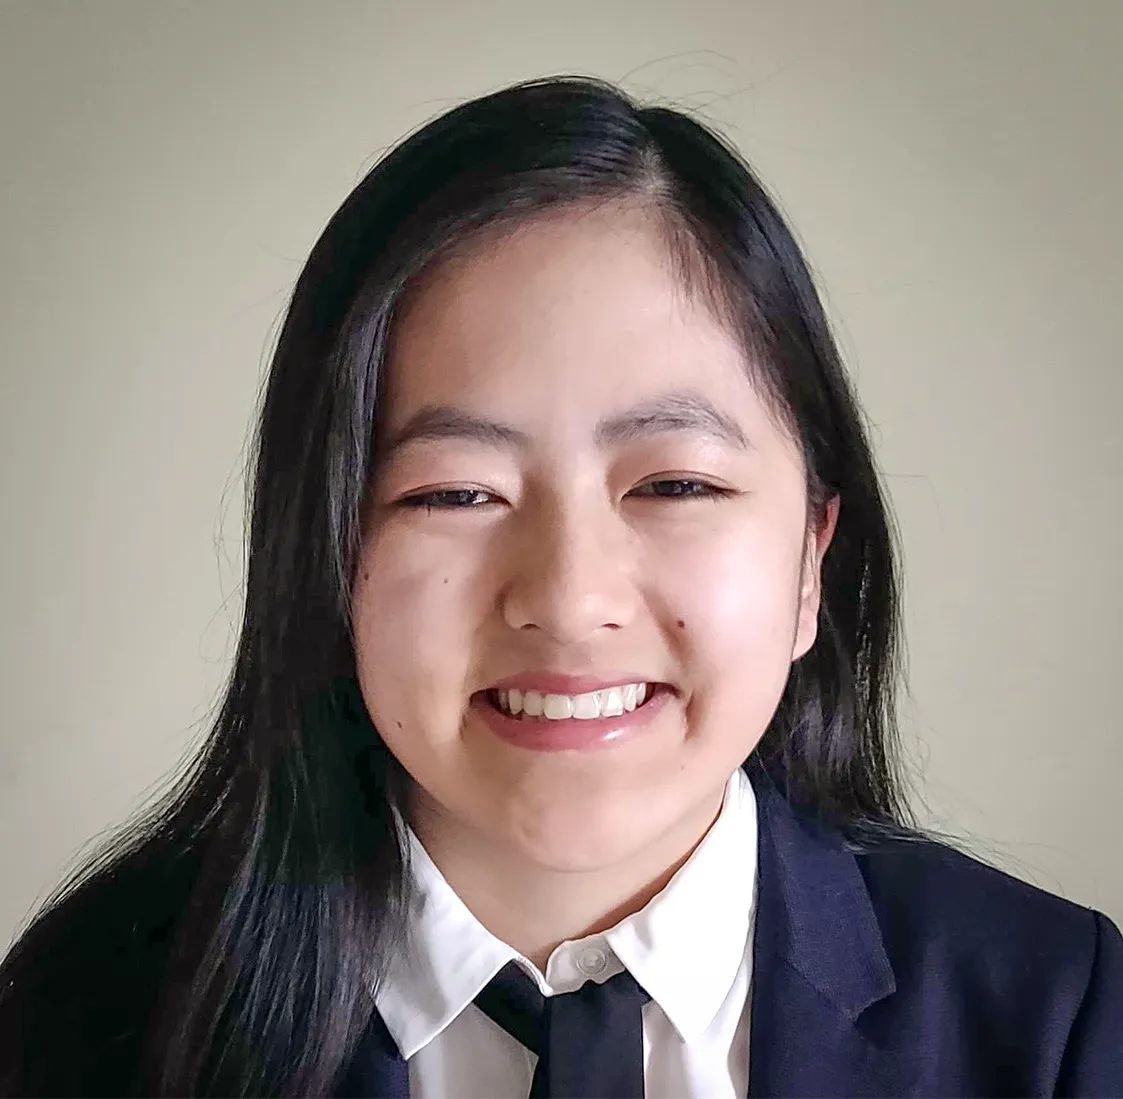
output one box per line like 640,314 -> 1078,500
677,619 -> 686,629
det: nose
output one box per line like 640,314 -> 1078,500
498,495 -> 637,643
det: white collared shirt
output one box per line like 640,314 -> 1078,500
375,767 -> 758,1099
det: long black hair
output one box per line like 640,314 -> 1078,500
0,75 -> 911,1097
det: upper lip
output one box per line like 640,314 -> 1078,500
484,672 -> 661,696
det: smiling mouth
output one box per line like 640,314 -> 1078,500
484,682 -> 660,721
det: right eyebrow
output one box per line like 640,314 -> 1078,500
379,406 -> 532,460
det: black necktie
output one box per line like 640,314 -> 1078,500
473,959 -> 652,1098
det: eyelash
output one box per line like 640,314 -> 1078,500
400,479 -> 732,511
630,478 -> 732,500
401,488 -> 496,511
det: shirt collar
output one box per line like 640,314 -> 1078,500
375,767 -> 758,1057
603,766 -> 757,1040
374,830 -> 521,1059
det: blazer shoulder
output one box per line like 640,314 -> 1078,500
853,831 -> 1116,1010
0,840 -> 199,1096
848,832 -> 1123,1092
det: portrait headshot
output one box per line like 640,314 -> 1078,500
1,2 -> 1120,1096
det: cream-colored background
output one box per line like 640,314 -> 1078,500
2,0 -> 1120,947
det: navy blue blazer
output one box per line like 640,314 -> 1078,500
336,767 -> 1123,1098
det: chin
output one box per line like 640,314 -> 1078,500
496,793 -> 667,874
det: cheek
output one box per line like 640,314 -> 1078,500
653,516 -> 805,688
351,529 -> 490,740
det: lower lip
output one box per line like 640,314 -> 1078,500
471,686 -> 671,752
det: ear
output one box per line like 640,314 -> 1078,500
791,494 -> 840,662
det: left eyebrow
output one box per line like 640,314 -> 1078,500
595,391 -> 752,450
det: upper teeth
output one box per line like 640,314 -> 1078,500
495,683 -> 649,720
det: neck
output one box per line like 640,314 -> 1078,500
406,785 -> 727,972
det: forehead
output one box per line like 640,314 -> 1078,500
383,204 -> 762,433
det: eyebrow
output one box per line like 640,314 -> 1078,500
381,390 -> 751,458
595,391 -> 751,450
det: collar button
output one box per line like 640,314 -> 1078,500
577,946 -> 608,976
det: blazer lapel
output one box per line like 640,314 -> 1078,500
333,1008 -> 410,1099
746,765 -> 918,1098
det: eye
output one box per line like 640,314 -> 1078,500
400,488 -> 499,511
630,478 -> 732,500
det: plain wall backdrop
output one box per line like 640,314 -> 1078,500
2,0 -> 1120,947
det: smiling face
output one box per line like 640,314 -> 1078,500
351,202 -> 835,878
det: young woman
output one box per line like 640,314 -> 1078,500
1,76 -> 1119,1099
